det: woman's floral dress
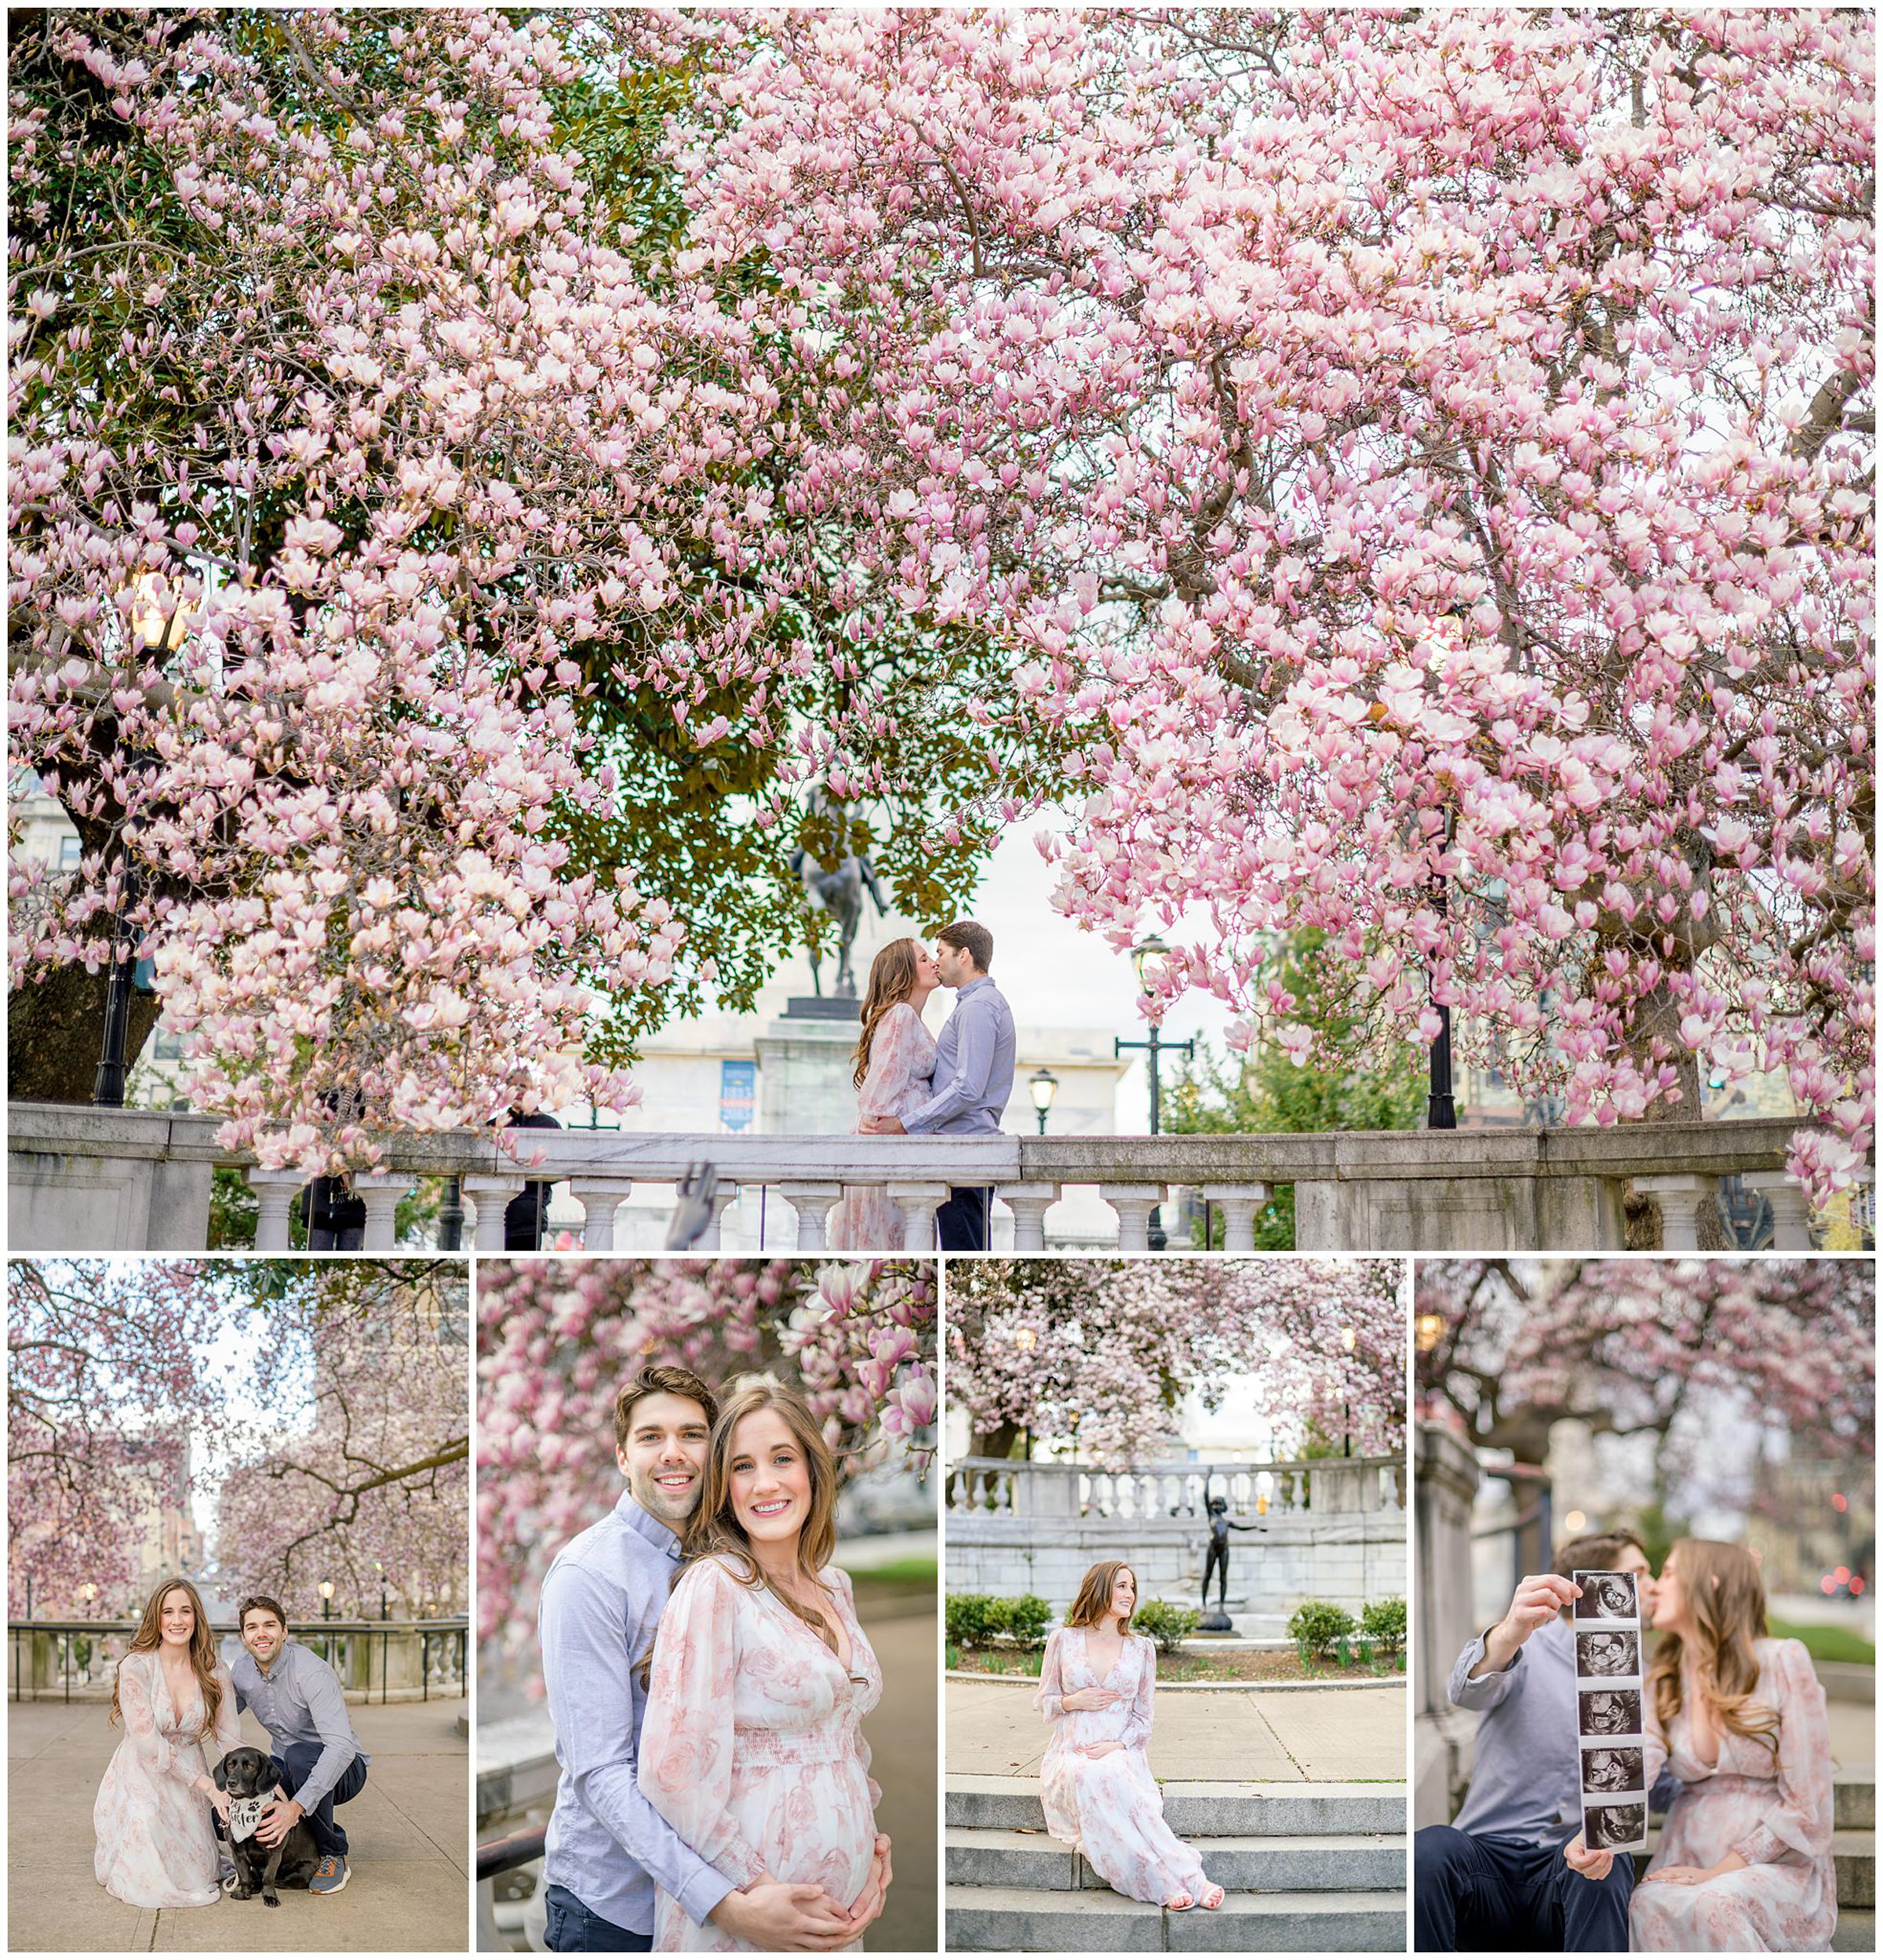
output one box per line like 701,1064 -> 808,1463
94,1650 -> 241,1907
1035,1627 -> 1211,1906
639,1556 -> 883,1951
1631,1637 -> 1836,1951
829,1000 -> 938,1251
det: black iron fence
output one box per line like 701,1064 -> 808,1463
8,1617 -> 468,1703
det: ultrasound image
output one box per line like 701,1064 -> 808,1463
1585,1801 -> 1648,1852
1582,1747 -> 1645,1794
1576,1630 -> 1641,1678
1573,1571 -> 1638,1621
1579,1688 -> 1643,1736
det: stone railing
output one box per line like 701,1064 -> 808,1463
945,1453 -> 1404,1521
8,1101 -> 1858,1254
8,1617 -> 468,1703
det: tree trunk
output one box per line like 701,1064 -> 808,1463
1623,981 -> 1732,1251
8,963 -> 162,1104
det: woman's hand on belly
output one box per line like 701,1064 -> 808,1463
1080,1739 -> 1124,1760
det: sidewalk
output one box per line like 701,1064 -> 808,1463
9,1697 -> 468,1951
946,1675 -> 1406,1783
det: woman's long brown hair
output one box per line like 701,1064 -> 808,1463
687,1377 -> 845,1654
1064,1560 -> 1137,1636
853,938 -> 921,1089
1646,1538 -> 1781,1758
110,1576 -> 224,1741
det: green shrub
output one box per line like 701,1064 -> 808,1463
996,1594 -> 1052,1648
1288,1598 -> 1357,1659
945,1594 -> 997,1648
1360,1598 -> 1407,1658
945,1592 -> 1051,1649
1135,1598 -> 1202,1654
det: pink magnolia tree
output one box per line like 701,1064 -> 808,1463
7,10 -> 816,1170
685,8 -> 1874,1199
6,1257 -> 467,1618
213,1259 -> 469,1617
6,1260 -> 227,1616
1415,1255 -> 1874,1506
947,1256 -> 1404,1467
476,1256 -> 937,1656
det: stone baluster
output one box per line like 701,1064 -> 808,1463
697,1184 -> 741,1250
1633,1173 -> 1721,1251
887,1183 -> 949,1252
570,1181 -> 632,1251
1000,1182 -> 1059,1252
464,1175 -> 527,1252
354,1172 -> 406,1251
1208,1183 -> 1271,1251
1743,1174 -> 1813,1251
779,1182 -> 843,1252
249,1169 -> 304,1251
1101,1183 -> 1165,1251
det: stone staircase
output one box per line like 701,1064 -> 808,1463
946,1775 -> 1407,1951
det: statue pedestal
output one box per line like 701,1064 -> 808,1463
756,998 -> 864,1135
1196,1608 -> 1236,1635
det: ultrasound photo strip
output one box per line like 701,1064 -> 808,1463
1571,1567 -> 1648,1854
1583,1794 -> 1649,1855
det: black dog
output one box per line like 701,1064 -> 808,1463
214,1747 -> 319,1907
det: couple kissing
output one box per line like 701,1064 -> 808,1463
834,920 -> 1017,1253
1418,1531 -> 1836,1952
539,1366 -> 891,1953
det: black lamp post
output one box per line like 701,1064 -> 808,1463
1426,812 -> 1458,1130
1028,1066 -> 1059,1136
319,1579 -> 334,1622
1340,1324 -> 1356,1458
1114,937 -> 1194,1251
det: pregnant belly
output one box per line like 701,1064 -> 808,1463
733,1761 -> 875,1905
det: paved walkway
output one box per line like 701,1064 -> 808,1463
947,1675 -> 1406,1783
9,1697 -> 468,1951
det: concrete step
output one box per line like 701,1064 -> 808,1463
1634,1827 -> 1873,1910
945,1883 -> 1408,1952
1833,1907 -> 1874,1951
946,1775 -> 1405,1837
1837,1768 -> 1874,1831
948,1827 -> 1408,1894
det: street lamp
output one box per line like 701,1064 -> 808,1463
319,1579 -> 334,1622
1426,811 -> 1458,1131
1341,1325 -> 1357,1459
1415,1311 -> 1447,1353
1028,1067 -> 1059,1136
1114,936 -> 1194,1251
78,1583 -> 97,1617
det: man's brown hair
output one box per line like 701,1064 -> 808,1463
238,1593 -> 288,1630
938,920 -> 993,974
1551,1530 -> 1648,1582
613,1364 -> 719,1453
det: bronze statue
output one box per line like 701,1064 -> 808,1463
789,789 -> 889,997
1200,1492 -> 1266,1619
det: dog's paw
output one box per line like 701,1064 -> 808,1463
263,1893 -> 280,1908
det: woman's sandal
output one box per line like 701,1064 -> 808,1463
1200,1884 -> 1226,1911
1164,1891 -> 1194,1911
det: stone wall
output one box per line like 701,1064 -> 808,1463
1415,1422 -> 1484,1827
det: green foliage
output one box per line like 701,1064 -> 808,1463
206,1169 -> 441,1250
945,1592 -> 1052,1649
1360,1598 -> 1407,1658
1168,930 -> 1428,1248
1766,1616 -> 1876,1666
1629,1501 -> 1686,1578
945,1594 -> 996,1648
1288,1598 -> 1358,1659
1134,1598 -> 1202,1654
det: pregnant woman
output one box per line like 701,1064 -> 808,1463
1035,1561 -> 1223,1913
1627,1539 -> 1835,1951
639,1378 -> 887,1951
830,938 -> 939,1250
95,1576 -> 241,1907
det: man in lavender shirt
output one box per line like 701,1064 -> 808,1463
537,1364 -> 890,1952
860,920 -> 1015,1250
1415,1531 -> 1655,1951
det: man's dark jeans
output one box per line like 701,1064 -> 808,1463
544,1884 -> 654,1953
1414,1824 -> 1634,1952
276,1742 -> 368,1860
936,1185 -> 992,1251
